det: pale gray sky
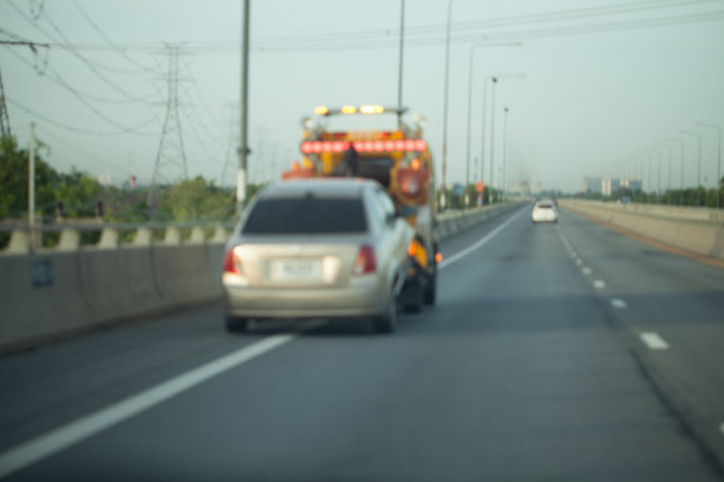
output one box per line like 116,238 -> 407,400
3,0 -> 724,193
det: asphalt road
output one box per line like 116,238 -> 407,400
1,204 -> 724,481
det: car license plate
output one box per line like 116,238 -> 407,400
273,260 -> 322,281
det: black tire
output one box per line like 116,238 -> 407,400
423,269 -> 437,306
373,294 -> 397,333
403,281 -> 424,313
225,316 -> 248,333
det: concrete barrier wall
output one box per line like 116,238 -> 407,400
561,200 -> 724,260
0,204 -> 520,352
437,203 -> 519,240
0,242 -> 226,353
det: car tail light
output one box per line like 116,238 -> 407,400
223,246 -> 243,274
407,242 -> 417,257
353,244 -> 377,276
435,252 -> 443,263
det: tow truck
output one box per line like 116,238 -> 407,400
282,105 -> 440,311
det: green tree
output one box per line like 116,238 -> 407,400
0,135 -> 58,219
54,169 -> 102,217
155,176 -> 235,222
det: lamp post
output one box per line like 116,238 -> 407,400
479,76 -> 496,202
483,74 -> 525,203
655,142 -> 672,203
464,43 -> 520,196
440,0 -> 456,209
397,0 -> 405,128
697,122 -> 722,208
681,130 -> 702,206
666,137 -> 685,206
502,107 -> 510,201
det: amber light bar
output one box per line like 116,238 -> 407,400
300,139 -> 427,154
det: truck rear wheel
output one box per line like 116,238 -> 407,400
424,268 -> 437,306
373,294 -> 398,333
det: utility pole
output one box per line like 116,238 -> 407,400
397,0 -> 405,128
0,63 -> 11,137
238,0 -> 251,215
28,123 -> 35,247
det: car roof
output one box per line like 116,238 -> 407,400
260,178 -> 376,200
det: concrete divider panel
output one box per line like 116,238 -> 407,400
0,253 -> 91,349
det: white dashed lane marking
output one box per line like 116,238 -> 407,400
593,280 -> 606,289
582,267 -> 592,275
611,299 -> 628,309
575,259 -> 583,266
640,332 -> 670,350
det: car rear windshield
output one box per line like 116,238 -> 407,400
536,204 -> 553,209
242,197 -> 367,234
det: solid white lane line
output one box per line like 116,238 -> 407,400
582,267 -> 592,275
640,332 -> 670,350
611,298 -> 628,309
593,280 -> 606,289
719,423 -> 724,438
0,334 -> 296,479
440,207 -> 527,270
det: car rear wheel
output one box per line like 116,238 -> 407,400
373,294 -> 397,333
226,316 -> 248,333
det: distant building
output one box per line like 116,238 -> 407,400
602,178 -> 621,196
582,177 -> 602,194
620,179 -> 642,192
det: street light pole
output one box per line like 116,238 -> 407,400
464,43 -> 520,196
502,107 -> 510,201
440,0 -> 456,209
697,122 -> 722,208
489,78 -> 498,199
397,0 -> 405,128
667,137 -> 685,206
682,130 -> 702,206
479,76 -> 496,202
656,142 -> 672,202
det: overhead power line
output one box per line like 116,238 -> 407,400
6,0 -> 159,102
7,97 -> 159,137
35,125 -> 128,174
69,0 -> 156,73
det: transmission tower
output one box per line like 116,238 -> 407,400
0,62 -> 10,137
151,45 -> 188,186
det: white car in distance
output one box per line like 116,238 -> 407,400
532,200 -> 559,223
